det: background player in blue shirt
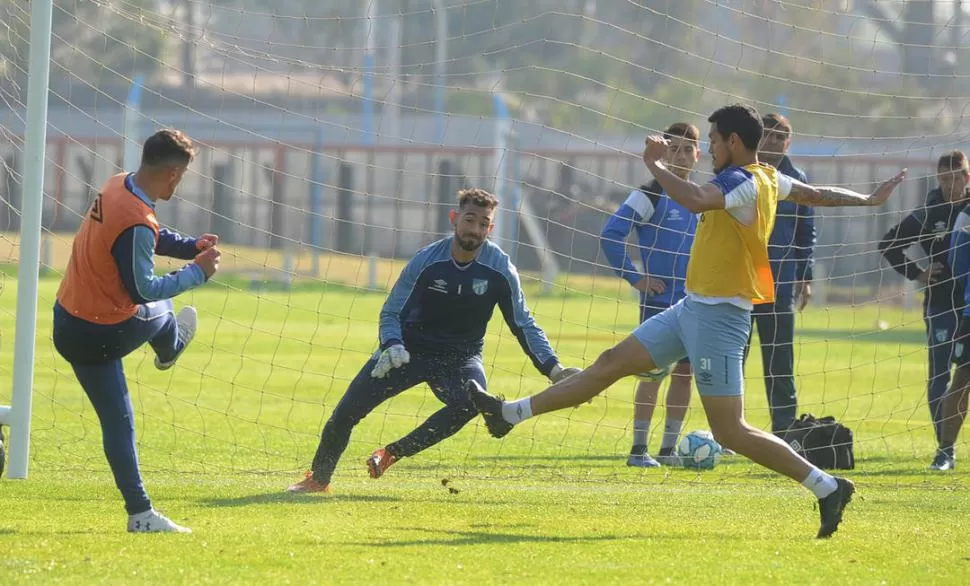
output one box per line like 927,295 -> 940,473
881,151 -> 968,464
933,156 -> 970,471
747,113 -> 816,434
599,122 -> 699,467
288,188 -> 580,493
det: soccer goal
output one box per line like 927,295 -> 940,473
1,0 -> 965,486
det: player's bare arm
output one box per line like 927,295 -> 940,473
786,170 -> 906,207
642,136 -> 725,212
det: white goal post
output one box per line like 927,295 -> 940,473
1,0 -> 54,480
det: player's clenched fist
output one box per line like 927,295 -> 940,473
195,246 -> 221,279
641,135 -> 669,166
196,233 -> 219,250
371,344 -> 410,378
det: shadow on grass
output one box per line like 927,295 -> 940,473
350,527 -> 641,548
200,491 -> 403,507
2,529 -> 104,536
466,454 -> 621,463
851,468 -> 968,481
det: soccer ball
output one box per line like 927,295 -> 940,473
677,430 -> 722,470
635,363 -> 674,383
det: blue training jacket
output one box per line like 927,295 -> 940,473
768,156 -> 816,306
112,174 -> 205,305
949,207 -> 970,316
378,237 -> 559,375
599,180 -> 696,308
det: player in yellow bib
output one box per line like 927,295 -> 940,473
469,104 -> 906,538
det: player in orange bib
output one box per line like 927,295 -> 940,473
52,129 -> 220,533
469,104 -> 907,538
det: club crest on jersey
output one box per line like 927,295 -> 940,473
936,329 -> 950,343
472,279 -> 489,295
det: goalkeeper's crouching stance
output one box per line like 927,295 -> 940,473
288,188 -> 579,494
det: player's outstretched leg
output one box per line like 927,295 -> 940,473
701,394 -> 854,538
155,306 -> 198,370
71,360 -> 192,533
53,303 -> 194,533
288,356 -> 420,492
371,355 -> 484,477
469,335 -> 656,438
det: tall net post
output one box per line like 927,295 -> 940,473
3,0 -> 54,480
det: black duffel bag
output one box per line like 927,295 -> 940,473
782,414 -> 855,470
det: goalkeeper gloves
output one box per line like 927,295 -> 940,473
549,364 -> 582,383
371,344 -> 411,379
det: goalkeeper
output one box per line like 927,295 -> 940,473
288,188 -> 580,493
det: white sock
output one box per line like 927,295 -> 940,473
502,397 -> 533,425
801,467 -> 838,499
632,419 -> 651,449
660,419 -> 683,451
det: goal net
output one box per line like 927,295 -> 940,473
0,0 -> 965,484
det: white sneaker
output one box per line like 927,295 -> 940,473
127,509 -> 192,533
155,306 -> 198,370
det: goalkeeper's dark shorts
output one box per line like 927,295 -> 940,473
952,314 -> 970,368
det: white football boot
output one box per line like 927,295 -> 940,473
127,509 -> 192,533
155,306 -> 198,370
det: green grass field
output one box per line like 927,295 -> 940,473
1,260 -> 968,584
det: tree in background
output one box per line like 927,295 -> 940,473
0,0 -> 165,84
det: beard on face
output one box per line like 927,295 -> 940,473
944,187 -> 965,202
456,233 -> 482,251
